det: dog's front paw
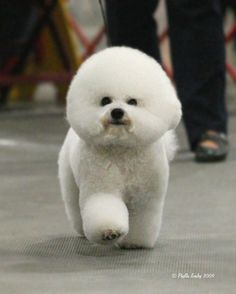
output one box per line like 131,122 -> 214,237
102,229 -> 121,241
85,226 -> 127,245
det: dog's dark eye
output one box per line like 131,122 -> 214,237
100,97 -> 112,106
127,98 -> 138,106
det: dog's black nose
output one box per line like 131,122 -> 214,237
111,108 -> 124,120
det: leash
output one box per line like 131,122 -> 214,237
98,0 -> 111,46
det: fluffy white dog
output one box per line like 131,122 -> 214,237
58,47 -> 182,249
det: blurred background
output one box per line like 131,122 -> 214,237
0,0 -> 236,112
0,1 -> 235,293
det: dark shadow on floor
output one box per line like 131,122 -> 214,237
0,236 -> 235,280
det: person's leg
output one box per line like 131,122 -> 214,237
105,0 -> 160,61
166,0 -> 227,151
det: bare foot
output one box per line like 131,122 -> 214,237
198,131 -> 219,149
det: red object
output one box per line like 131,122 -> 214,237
1,16 -> 236,87
67,15 -> 105,61
224,23 -> 236,82
225,23 -> 236,43
0,72 -> 73,85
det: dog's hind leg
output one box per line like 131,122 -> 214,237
58,150 -> 83,236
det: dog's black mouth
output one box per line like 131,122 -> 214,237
110,121 -> 125,125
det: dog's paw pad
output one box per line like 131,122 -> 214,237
102,229 -> 121,241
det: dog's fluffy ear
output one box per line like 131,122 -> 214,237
153,71 -> 182,131
168,95 -> 182,130
144,57 -> 182,132
156,66 -> 182,131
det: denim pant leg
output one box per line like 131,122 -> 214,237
166,0 -> 227,150
105,0 -> 160,61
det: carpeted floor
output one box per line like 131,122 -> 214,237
0,109 -> 235,294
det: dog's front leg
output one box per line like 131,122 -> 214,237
80,193 -> 129,245
118,196 -> 165,249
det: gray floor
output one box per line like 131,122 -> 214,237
0,107 -> 236,294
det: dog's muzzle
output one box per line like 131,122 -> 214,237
100,108 -> 132,129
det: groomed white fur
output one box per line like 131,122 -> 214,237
58,47 -> 182,249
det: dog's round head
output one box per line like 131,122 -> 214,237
67,47 -> 182,147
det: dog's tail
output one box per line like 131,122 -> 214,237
162,130 -> 179,162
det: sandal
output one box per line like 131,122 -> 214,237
195,132 -> 229,162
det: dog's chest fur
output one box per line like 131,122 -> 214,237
79,142 -> 166,207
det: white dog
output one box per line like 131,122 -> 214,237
58,47 -> 182,249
